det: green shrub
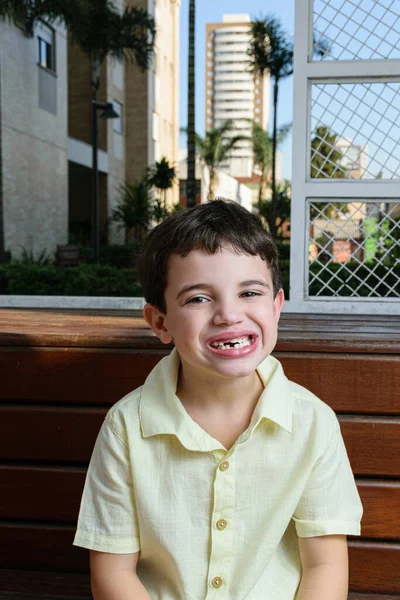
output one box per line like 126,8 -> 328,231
78,242 -> 143,268
280,259 -> 290,299
309,261 -> 400,297
0,264 -> 142,297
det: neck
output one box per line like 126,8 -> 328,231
177,366 -> 264,417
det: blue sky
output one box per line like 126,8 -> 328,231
179,0 -> 295,179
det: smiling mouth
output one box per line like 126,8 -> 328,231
209,335 -> 253,350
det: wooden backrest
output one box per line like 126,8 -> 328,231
0,310 -> 399,598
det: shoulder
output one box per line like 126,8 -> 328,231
104,386 -> 144,445
289,381 -> 338,448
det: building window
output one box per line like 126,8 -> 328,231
113,101 -> 123,134
36,22 -> 55,72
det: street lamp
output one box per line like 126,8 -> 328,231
91,101 -> 119,264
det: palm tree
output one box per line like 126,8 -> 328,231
112,182 -> 152,244
147,157 -> 176,213
254,180 -> 292,240
186,0 -> 196,208
0,2 -> 156,94
251,120 -> 291,209
196,120 -> 247,201
248,16 -> 293,232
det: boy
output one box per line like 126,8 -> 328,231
74,199 -> 363,599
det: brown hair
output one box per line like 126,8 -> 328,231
137,199 -> 282,313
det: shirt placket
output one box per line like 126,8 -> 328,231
205,448 -> 236,599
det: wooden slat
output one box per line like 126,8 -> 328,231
340,417 -> 400,477
357,481 -> 400,539
2,346 -> 400,415
277,353 -> 400,414
0,569 -> 91,598
0,466 -> 86,522
0,526 -> 399,593
0,525 -> 88,572
349,541 -> 400,594
0,310 -> 399,353
1,467 -> 400,542
0,407 -> 105,462
2,407 -> 399,478
0,347 -> 165,404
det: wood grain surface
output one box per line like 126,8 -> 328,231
348,541 -> 400,593
1,347 -> 399,415
0,525 -> 398,592
0,309 -> 399,597
340,418 -> 400,477
0,309 -> 399,353
1,467 -> 399,539
1,406 -> 397,476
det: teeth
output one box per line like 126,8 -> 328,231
210,335 -> 253,349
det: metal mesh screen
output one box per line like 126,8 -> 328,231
313,0 -> 400,60
310,82 -> 400,180
308,199 -> 400,298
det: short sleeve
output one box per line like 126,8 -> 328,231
73,415 -> 140,553
293,413 -> 363,538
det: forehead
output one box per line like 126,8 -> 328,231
166,247 -> 272,288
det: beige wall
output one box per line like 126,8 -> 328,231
0,19 -> 68,259
126,0 -> 180,206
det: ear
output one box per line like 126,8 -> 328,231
273,288 -> 285,323
143,303 -> 173,344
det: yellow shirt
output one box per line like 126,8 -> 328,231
74,349 -> 362,599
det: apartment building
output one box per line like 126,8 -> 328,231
206,14 -> 270,179
0,0 -> 180,258
68,0 -> 181,245
0,18 -> 69,259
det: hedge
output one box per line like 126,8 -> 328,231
0,261 -> 291,298
1,260 -> 397,299
309,261 -> 400,297
0,264 -> 142,297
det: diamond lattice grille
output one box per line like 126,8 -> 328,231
311,82 -> 400,180
314,0 -> 400,60
308,200 -> 400,298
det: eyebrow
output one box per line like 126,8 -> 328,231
176,279 -> 270,300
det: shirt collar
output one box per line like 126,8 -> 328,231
252,355 -> 293,433
139,348 -> 293,451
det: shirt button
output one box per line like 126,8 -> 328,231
216,518 -> 227,530
220,460 -> 230,471
212,576 -> 223,588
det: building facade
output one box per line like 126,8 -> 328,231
205,14 -> 270,179
0,0 -> 180,258
68,0 -> 181,245
179,151 -> 253,212
0,18 -> 69,259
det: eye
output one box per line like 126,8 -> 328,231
186,296 -> 209,304
240,290 -> 262,298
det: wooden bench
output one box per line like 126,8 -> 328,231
0,309 -> 399,599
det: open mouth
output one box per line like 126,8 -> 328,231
209,335 -> 254,350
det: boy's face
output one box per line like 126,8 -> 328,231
144,246 -> 284,384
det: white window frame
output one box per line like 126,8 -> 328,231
287,0 -> 400,315
113,100 -> 123,134
36,21 -> 56,72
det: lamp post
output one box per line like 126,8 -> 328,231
91,101 -> 119,264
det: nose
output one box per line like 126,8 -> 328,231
212,299 -> 244,326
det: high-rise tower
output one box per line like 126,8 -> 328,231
205,14 -> 270,178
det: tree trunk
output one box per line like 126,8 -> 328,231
0,64 -> 5,263
259,164 -> 267,203
91,54 -> 101,263
186,0 -> 196,208
208,167 -> 217,201
270,79 -> 279,237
